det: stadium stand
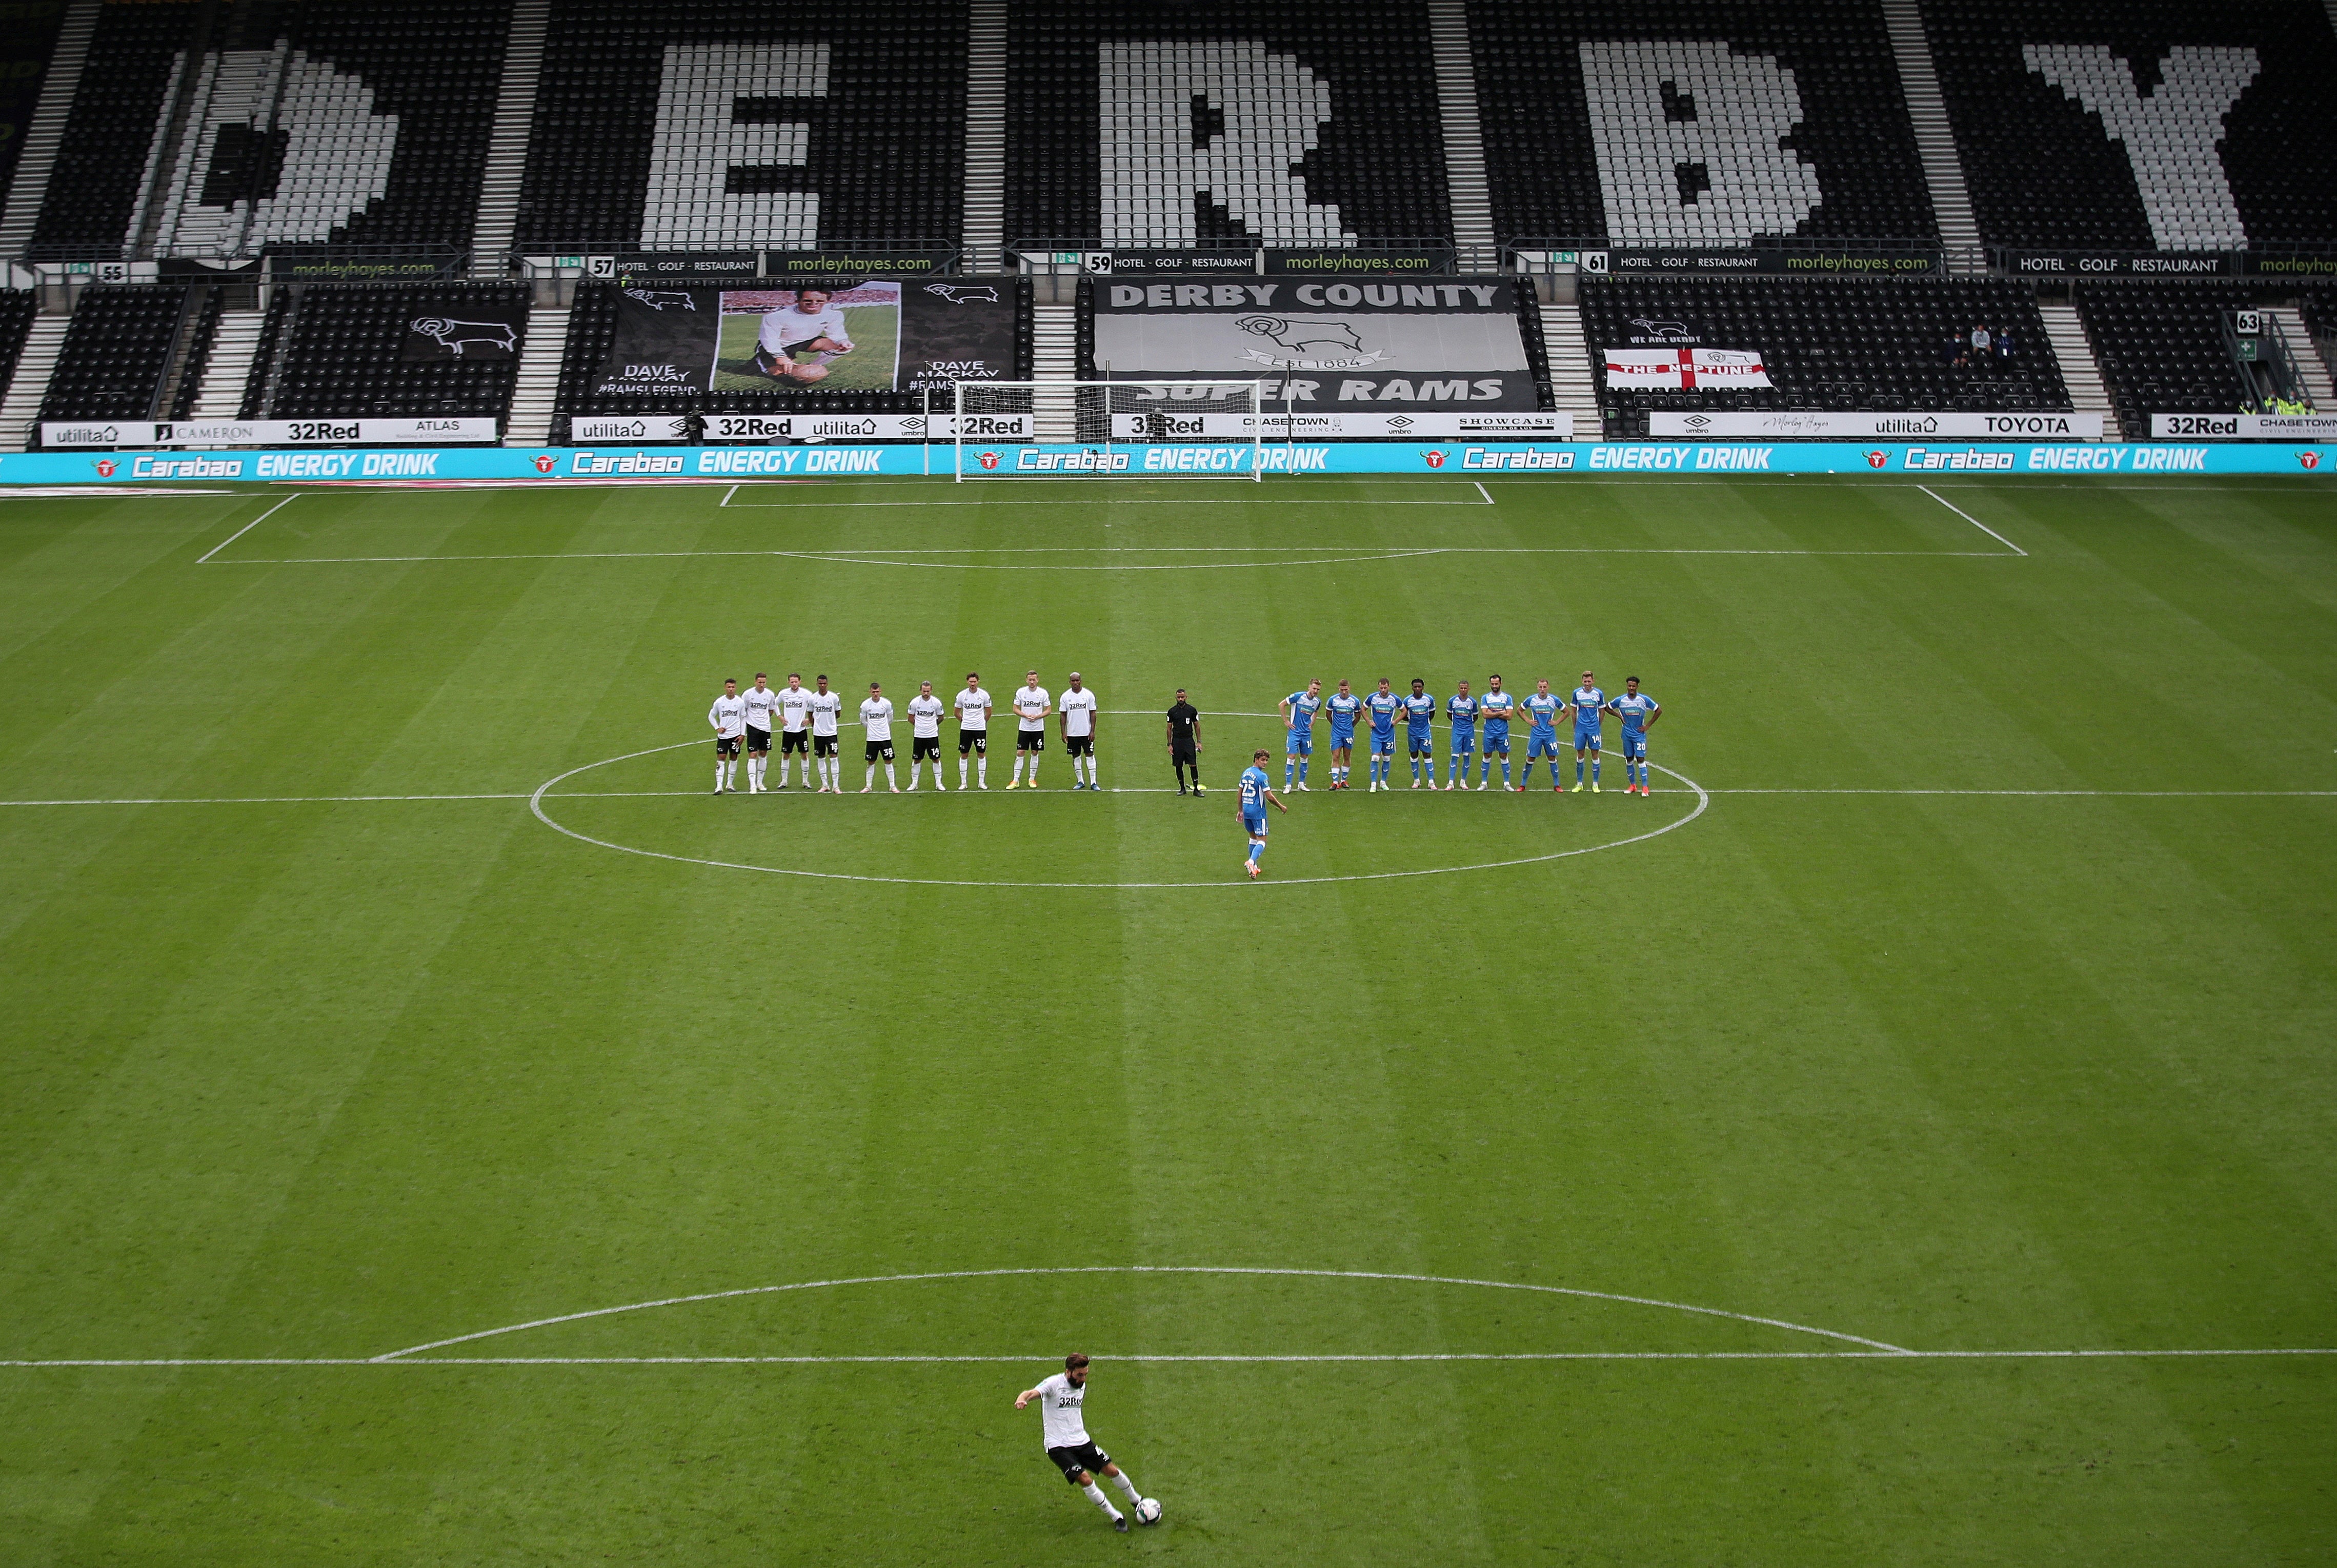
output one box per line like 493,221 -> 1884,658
33,283 -> 188,422
0,1 -> 70,211
1004,0 -> 1453,247
160,284 -> 225,419
514,0 -> 968,252
1464,0 -> 1939,245
1579,277 -> 2067,431
1923,0 -> 2337,251
31,0 -> 508,259
259,281 -> 527,420
0,293 -> 39,396
2071,283 -> 2257,427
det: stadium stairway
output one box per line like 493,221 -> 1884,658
2268,306 -> 2336,409
1031,301 -> 1076,439
0,317 -> 70,451
472,0 -> 553,269
187,310 -> 266,419
2037,301 -> 2122,440
504,306 -> 572,444
0,0 -> 98,257
1881,0 -> 1982,272
961,0 -> 1008,271
1539,301 -> 1602,440
1427,0 -> 1497,271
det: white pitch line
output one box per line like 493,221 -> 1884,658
1474,481 -> 1494,505
205,544 -> 2016,566
1705,788 -> 2337,798
194,492 -> 298,564
5,1348 -> 2333,1368
1919,484 -> 2027,556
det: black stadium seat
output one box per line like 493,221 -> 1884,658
2073,284 -> 2255,429
263,282 -> 528,419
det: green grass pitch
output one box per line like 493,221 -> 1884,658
0,472 -> 2330,1564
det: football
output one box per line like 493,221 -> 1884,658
1135,1497 -> 1162,1525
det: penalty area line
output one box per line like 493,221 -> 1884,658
5,1348 -> 2332,1369
195,492 -> 299,564
1919,484 -> 2026,556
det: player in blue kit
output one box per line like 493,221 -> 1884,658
1566,670 -> 1607,791
1444,680 -> 1478,791
1324,679 -> 1363,790
1238,748 -> 1289,878
1520,678 -> 1565,791
1280,678 -> 1323,791
1402,679 -> 1437,787
1476,674 -> 1516,791
1605,677 -> 1662,795
1363,678 -> 1401,791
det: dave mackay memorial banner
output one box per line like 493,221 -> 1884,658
1092,279 -> 1537,411
594,279 -> 1018,398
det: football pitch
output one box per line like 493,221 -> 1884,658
0,472 -> 2330,1564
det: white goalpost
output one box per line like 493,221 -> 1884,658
952,380 -> 1266,480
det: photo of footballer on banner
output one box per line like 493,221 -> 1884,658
593,280 -> 1019,398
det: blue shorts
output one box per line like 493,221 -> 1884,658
1285,730 -> 1312,756
1242,811 -> 1268,837
1369,731 -> 1396,755
1527,734 -> 1560,759
1480,731 -> 1509,756
1621,731 -> 1646,760
1574,726 -> 1602,752
1328,729 -> 1356,751
1449,731 -> 1476,755
1407,731 -> 1433,756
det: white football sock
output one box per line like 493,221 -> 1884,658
1012,756 -> 1025,782
978,756 -> 987,785
864,764 -> 875,790
884,763 -> 897,790
716,764 -> 726,790
1082,1482 -> 1120,1519
1112,1471 -> 1141,1504
958,757 -> 969,786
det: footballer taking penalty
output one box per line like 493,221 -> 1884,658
1238,748 -> 1290,878
1015,1355 -> 1159,1532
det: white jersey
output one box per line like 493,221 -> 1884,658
741,686 -> 782,733
1032,1372 -> 1091,1449
760,303 -> 853,354
779,687 -> 815,732
708,694 -> 747,738
859,696 -> 894,741
809,690 -> 843,737
1014,685 -> 1051,732
1060,687 -> 1098,738
956,687 -> 993,730
907,694 -> 945,738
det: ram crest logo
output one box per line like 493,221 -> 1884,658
923,284 -> 1000,304
1235,315 -> 1364,355
410,317 -> 518,356
1627,317 -> 1695,342
623,289 -> 698,312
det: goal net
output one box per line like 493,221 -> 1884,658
953,380 -> 1264,479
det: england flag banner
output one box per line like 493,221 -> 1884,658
1602,348 -> 1773,389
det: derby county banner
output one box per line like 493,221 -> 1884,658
1602,348 -> 1771,390
400,300 -> 528,362
593,279 -> 1018,398
1091,279 -> 1537,411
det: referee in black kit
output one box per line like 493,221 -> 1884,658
1166,689 -> 1204,794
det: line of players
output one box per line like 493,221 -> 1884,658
1280,670 -> 1662,795
706,670 -> 1103,794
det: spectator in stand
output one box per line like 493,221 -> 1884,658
1971,323 -> 1993,359
1996,325 -> 2016,366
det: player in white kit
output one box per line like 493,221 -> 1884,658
1059,671 -> 1101,790
1015,1354 -> 1154,1532
707,679 -> 746,794
1007,672 -> 1050,789
858,682 -> 898,793
776,673 -> 815,788
955,673 -> 993,789
807,676 -> 844,792
740,673 -> 782,792
905,680 -> 948,791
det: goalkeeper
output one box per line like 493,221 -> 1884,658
753,288 -> 855,384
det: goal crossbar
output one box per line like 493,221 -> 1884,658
953,380 -> 1266,479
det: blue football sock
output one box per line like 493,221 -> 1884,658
1591,758 -> 1601,782
1283,761 -> 1294,788
1248,840 -> 1264,864
1298,759 -> 1309,784
1576,758 -> 1586,782
1502,759 -> 1513,786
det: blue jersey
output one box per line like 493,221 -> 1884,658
1239,765 -> 1271,812
1479,690 -> 1515,734
1402,693 -> 1436,732
1285,690 -> 1322,735
1524,692 -> 1562,734
1325,691 -> 1362,738
1570,686 -> 1606,726
1607,691 -> 1659,732
1366,690 -> 1400,738
1446,694 -> 1478,731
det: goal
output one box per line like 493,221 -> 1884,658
952,380 -> 1265,479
